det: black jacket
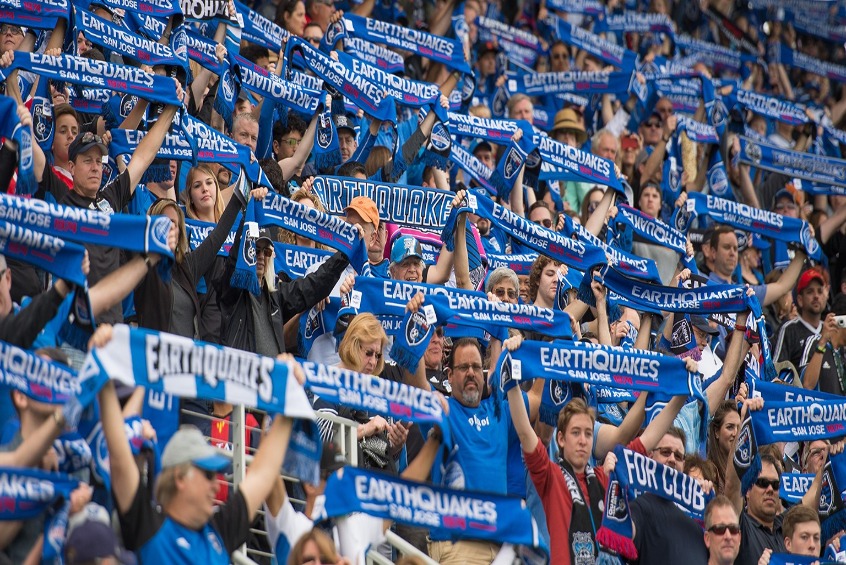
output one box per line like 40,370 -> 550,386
0,287 -> 65,348
135,195 -> 242,336
217,215 -> 349,353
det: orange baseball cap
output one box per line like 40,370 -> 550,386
344,196 -> 380,230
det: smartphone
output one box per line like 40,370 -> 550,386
836,315 -> 846,329
621,134 -> 639,151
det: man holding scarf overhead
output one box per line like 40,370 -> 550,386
91,324 -> 304,565
31,78 -> 185,326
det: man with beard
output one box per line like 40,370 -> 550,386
775,267 -> 829,372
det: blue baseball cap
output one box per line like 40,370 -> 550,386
390,235 -> 424,264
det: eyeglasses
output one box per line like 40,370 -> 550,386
256,246 -> 273,257
644,121 -> 661,129
305,36 -> 323,43
280,137 -> 300,147
707,524 -> 741,536
0,25 -> 23,36
362,347 -> 383,360
539,219 -> 553,228
774,203 -> 797,211
652,446 -> 685,462
493,287 -> 517,300
453,363 -> 483,373
753,477 -> 780,491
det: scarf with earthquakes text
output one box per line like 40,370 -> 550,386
310,176 -> 454,232
475,16 -> 544,67
233,0 -> 288,51
596,445 -> 713,560
674,35 -> 757,75
486,252 -> 537,275
449,191 -> 608,272
614,203 -> 688,261
344,37 -> 404,74
540,14 -> 637,71
0,466 -> 79,561
750,397 -> 846,445
0,52 -> 183,106
0,193 -> 174,278
0,96 -> 34,196
687,192 -> 823,262
327,14 -> 472,76
0,339 -> 95,406
0,0 -> 70,30
544,0 -> 606,14
285,37 -> 395,123
533,132 -> 625,194
724,87 -> 809,126
594,12 -> 676,35
82,323 -> 314,419
74,7 -> 183,69
231,51 -> 321,116
449,143 -> 498,196
769,43 -> 846,82
256,191 -> 367,271
506,69 -> 634,99
734,135 -> 846,189
495,339 -> 703,402
274,243 -> 332,280
320,466 -> 545,550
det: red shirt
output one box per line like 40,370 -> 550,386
210,413 -> 259,502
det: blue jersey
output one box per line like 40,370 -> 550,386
120,480 -> 250,564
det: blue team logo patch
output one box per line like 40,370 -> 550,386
317,114 -> 333,149
572,532 -> 593,562
221,69 -> 235,102
605,480 -> 629,522
503,147 -> 522,180
733,420 -> 753,468
820,465 -> 835,515
550,380 -> 569,406
19,129 -> 32,170
499,351 -> 514,392
709,165 -> 728,196
801,223 -> 820,257
171,25 -> 188,61
120,94 -> 138,119
325,20 -> 344,46
429,122 -> 450,152
492,86 -> 508,116
735,231 -> 749,251
32,97 -> 53,145
525,150 -> 541,168
151,216 -> 171,251
404,310 -> 430,347
461,74 -> 476,103
711,99 -> 728,128
242,239 -> 256,267
671,318 -> 693,348
746,142 -> 762,164
304,306 -> 321,339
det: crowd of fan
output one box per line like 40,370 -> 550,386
0,0 -> 844,564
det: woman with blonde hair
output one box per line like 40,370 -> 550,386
287,529 -> 348,565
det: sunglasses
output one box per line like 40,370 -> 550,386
362,348 -> 383,360
305,36 -> 323,43
753,478 -> 780,491
256,246 -> 273,257
652,446 -> 685,462
493,287 -> 517,300
195,466 -> 217,481
707,524 -> 741,536
644,121 -> 661,129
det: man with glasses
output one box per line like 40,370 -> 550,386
528,201 -> 555,230
639,112 -> 665,150
704,496 -> 742,565
272,114 -> 307,161
306,0 -> 335,32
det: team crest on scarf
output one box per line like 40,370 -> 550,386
668,165 -> 681,191
572,531 -> 594,565
801,223 -> 821,256
746,142 -> 762,164
711,99 -> 728,129
318,113 -> 333,149
550,380 -> 570,406
503,146 -> 522,180
492,87 -> 508,116
709,165 -> 728,196
19,130 -> 32,171
220,69 -> 236,101
671,318 -> 693,349
604,480 -> 628,522
151,215 -> 171,250
821,464 -> 835,516
404,310 -> 430,347
325,20 -> 344,45
304,307 -> 321,339
429,122 -> 451,152
734,419 -> 754,468
120,94 -> 137,119
32,97 -> 53,145
499,350 -> 515,392
461,73 -> 476,103
171,25 -> 188,61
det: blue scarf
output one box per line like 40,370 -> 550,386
687,192 -> 823,262
234,0 -> 288,51
734,135 -> 846,189
314,106 -> 341,170
233,51 -> 321,116
286,37 -> 395,123
74,7 -> 183,67
534,133 -> 624,194
231,200 -> 260,295
486,252 -> 537,275
615,204 -> 687,258
769,42 -> 846,82
0,220 -> 87,288
676,115 -> 718,145
767,555 -> 832,565
30,77 -> 54,158
185,217 -> 237,257
0,0 -> 69,28
108,127 -> 194,162
674,34 -> 756,75
780,473 -> 816,505
93,0 -> 179,17
344,37 -> 404,74
449,143 -> 498,196
475,16 -> 544,67
320,466 -> 545,550
0,96 -> 34,196
310,176 -> 455,231
0,339 -> 95,405
597,445 -> 713,560
505,69 -> 634,99
545,0 -> 606,14
595,12 -> 676,35
725,87 -> 808,126
0,52 -> 182,105
283,419 -> 322,485
454,191 -> 608,272
86,415 -> 160,499
494,339 -> 703,400
213,55 -> 239,130
597,265 -> 749,315
540,14 -> 637,71
185,27 -> 222,70
274,243 -> 333,280
347,57 -> 441,112
338,14 -> 472,76
0,193 -> 174,276
751,399 -> 846,444
256,192 -> 367,271
83,323 -> 316,417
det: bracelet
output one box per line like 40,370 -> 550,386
143,254 -> 155,269
817,344 -> 828,354
734,324 -> 747,333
